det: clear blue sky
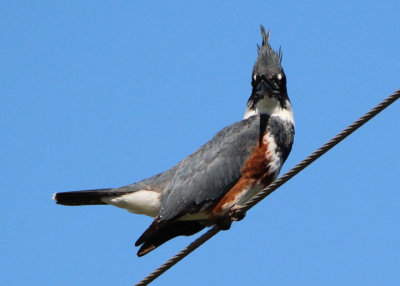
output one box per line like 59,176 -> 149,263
1,1 -> 399,285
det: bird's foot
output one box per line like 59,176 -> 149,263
215,216 -> 232,230
215,207 -> 246,230
229,206 -> 246,222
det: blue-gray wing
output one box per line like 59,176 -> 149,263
159,115 -> 261,221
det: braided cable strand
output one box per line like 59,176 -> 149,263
135,226 -> 221,286
135,89 -> 400,286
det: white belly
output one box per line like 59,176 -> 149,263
102,190 -> 161,217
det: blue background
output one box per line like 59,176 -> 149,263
1,1 -> 399,285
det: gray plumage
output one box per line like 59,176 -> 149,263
54,115 -> 261,214
159,114 -> 261,221
54,166 -> 178,205
253,26 -> 283,77
267,116 -> 295,163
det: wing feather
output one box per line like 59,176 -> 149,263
159,115 -> 261,221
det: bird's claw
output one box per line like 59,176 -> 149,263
229,206 -> 246,221
215,216 -> 232,230
215,206 -> 247,230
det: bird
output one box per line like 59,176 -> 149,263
53,26 -> 295,257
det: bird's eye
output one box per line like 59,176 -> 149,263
272,73 -> 285,89
252,74 -> 266,86
267,74 -> 279,87
262,73 -> 285,92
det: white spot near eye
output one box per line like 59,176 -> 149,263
277,73 -> 282,80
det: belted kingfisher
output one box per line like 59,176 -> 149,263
53,26 -> 295,257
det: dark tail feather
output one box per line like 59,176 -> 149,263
135,219 -> 205,257
53,188 -> 131,206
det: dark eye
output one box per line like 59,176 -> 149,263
272,73 -> 286,90
252,74 -> 267,86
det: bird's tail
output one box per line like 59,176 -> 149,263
53,188 -> 132,206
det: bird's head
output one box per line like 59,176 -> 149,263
244,26 -> 291,119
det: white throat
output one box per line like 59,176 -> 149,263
243,97 -> 294,125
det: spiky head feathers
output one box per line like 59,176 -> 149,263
252,26 -> 284,81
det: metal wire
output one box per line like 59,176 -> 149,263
135,89 -> 400,286
135,226 -> 220,286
